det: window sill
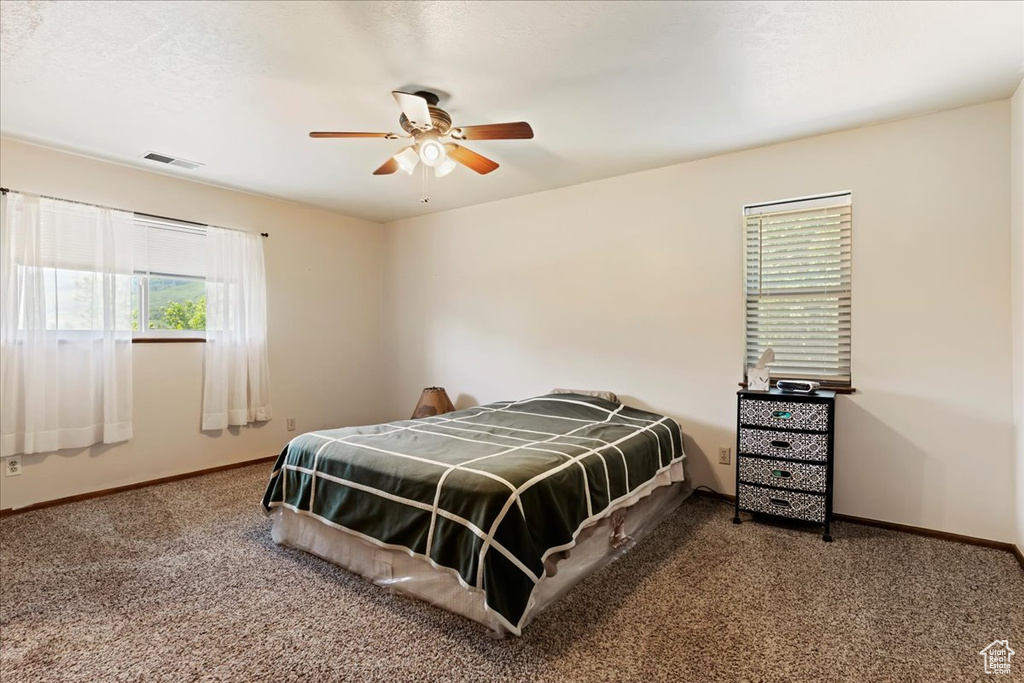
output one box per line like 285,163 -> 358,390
738,382 -> 857,394
133,338 -> 206,344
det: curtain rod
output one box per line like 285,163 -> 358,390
743,191 -> 851,211
0,187 -> 269,238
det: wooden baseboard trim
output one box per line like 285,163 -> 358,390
0,455 -> 277,517
831,511 -> 1017,554
691,488 -> 1023,569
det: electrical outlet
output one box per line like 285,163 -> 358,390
5,456 -> 22,477
718,447 -> 731,465
286,417 -> 296,432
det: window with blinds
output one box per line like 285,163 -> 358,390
744,193 -> 852,387
4,191 -> 209,337
9,199 -> 135,333
133,216 -> 207,337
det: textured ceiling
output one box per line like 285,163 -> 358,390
1,1 -> 1022,223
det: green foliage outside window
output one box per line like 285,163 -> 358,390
148,278 -> 204,329
161,297 -> 206,330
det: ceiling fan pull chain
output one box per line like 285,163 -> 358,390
420,164 -> 429,203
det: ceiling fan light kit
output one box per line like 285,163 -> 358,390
417,135 -> 446,167
310,90 -> 534,199
435,157 -> 457,178
394,147 -> 420,175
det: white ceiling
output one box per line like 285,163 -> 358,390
1,1 -> 1022,223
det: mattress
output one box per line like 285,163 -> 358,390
262,393 -> 687,635
270,471 -> 688,635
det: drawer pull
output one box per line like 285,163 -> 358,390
771,410 -> 793,420
739,458 -> 824,492
739,427 -> 826,461
769,497 -> 792,509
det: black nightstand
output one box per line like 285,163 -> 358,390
732,388 -> 836,542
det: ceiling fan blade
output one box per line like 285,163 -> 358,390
451,122 -> 534,140
445,144 -> 499,175
309,132 -> 398,139
392,91 -> 433,131
372,157 -> 400,175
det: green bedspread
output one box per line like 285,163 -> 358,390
261,393 -> 685,633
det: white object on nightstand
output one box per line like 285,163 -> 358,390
747,348 -> 774,391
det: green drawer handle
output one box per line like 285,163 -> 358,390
772,410 -> 793,420
771,469 -> 792,479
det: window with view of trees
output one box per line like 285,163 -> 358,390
15,214 -> 207,338
133,216 -> 207,338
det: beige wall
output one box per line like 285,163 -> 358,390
1012,80 -> 1024,553
2,100 -> 1018,545
0,138 -> 386,510
382,101 -> 1016,543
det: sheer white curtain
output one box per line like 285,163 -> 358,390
201,226 -> 271,430
0,193 -> 134,456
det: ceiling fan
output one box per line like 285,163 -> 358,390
309,91 -> 534,178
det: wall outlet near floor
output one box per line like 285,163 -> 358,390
286,417 -> 296,432
718,447 -> 731,465
5,456 -> 22,477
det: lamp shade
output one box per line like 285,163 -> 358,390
395,146 -> 420,175
435,157 -> 457,178
418,137 -> 446,167
412,386 -> 455,419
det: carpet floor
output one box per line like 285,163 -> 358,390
1,463 -> 1021,682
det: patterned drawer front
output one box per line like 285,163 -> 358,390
739,398 -> 829,432
738,456 -> 827,493
739,427 -> 827,462
738,483 -> 826,524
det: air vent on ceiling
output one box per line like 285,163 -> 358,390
142,151 -> 204,170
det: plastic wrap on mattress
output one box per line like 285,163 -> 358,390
270,460 -> 688,635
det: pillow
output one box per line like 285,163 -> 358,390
550,388 -> 619,404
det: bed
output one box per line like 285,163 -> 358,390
261,392 -> 688,635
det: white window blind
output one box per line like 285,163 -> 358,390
10,203 -> 206,276
133,216 -> 206,278
10,198 -> 133,273
744,193 -> 852,386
